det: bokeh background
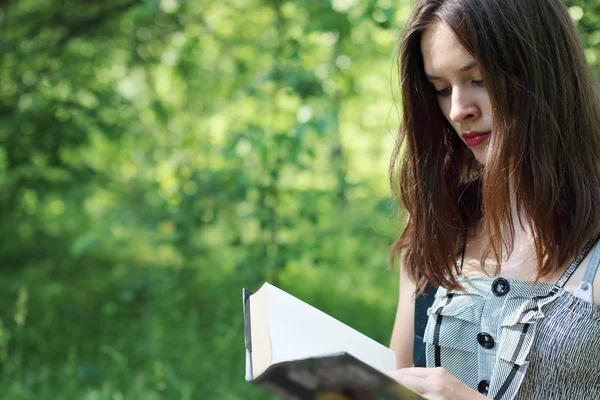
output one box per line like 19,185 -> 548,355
1,0 -> 599,399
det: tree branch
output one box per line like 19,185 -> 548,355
55,0 -> 144,48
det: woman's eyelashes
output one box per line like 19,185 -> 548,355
436,87 -> 451,96
434,80 -> 484,97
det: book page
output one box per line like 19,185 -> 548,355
265,284 -> 396,373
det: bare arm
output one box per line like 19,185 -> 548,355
389,252 -> 417,369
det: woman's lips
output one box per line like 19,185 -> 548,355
462,131 -> 491,147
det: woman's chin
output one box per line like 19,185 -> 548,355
472,147 -> 489,166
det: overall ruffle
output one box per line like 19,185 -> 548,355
424,276 -> 562,400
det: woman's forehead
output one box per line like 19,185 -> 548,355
421,21 -> 478,79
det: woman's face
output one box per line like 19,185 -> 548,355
420,20 -> 493,165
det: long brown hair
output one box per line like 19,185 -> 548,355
389,0 -> 600,292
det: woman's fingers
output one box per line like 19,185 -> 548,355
387,372 -> 430,395
387,368 -> 489,400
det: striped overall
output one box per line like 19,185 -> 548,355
424,233 -> 600,399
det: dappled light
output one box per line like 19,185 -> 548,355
1,0 -> 599,398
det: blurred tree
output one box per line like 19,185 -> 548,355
0,0 -> 599,398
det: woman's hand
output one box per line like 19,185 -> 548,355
388,367 -> 489,400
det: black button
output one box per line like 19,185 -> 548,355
478,380 -> 490,395
492,277 -> 510,296
477,332 -> 495,349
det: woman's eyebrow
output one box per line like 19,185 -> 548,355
425,61 -> 479,81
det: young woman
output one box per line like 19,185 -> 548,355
387,0 -> 600,399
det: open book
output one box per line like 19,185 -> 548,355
243,282 -> 425,399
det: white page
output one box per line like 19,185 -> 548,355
265,284 -> 396,373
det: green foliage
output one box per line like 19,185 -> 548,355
1,0 -> 599,398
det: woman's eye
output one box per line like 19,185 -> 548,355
472,80 -> 484,86
436,87 -> 451,96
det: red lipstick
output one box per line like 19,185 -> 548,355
462,131 -> 491,147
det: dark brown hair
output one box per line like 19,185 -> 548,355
389,0 -> 600,292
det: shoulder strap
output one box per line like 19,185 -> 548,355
552,231 -> 600,293
457,228 -> 467,272
581,237 -> 600,285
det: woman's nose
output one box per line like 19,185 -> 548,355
449,89 -> 481,123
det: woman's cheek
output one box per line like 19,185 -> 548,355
438,98 -> 453,123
